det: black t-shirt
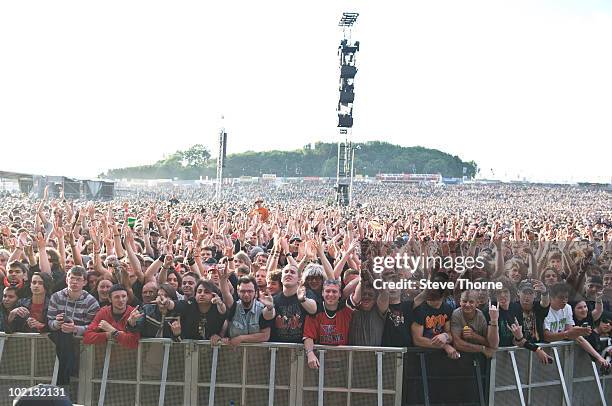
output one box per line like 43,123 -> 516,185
497,306 -> 515,347
131,279 -> 143,303
382,301 -> 414,347
176,299 -> 226,339
270,290 -> 319,343
509,301 -> 549,343
413,301 -> 453,339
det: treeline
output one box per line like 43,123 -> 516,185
102,141 -> 477,180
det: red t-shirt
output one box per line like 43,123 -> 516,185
30,302 -> 45,331
303,306 -> 354,346
30,302 -> 44,322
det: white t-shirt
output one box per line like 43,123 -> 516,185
543,304 -> 574,333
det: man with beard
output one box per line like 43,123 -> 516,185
216,276 -> 272,346
303,277 -> 362,369
263,264 -> 319,343
84,284 -> 140,349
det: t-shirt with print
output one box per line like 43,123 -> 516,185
509,301 -> 549,343
497,306 -> 516,347
271,290 -> 319,343
303,301 -> 355,346
543,304 -> 574,334
413,301 -> 453,339
381,301 -> 413,347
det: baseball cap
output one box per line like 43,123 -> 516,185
517,280 -> 535,292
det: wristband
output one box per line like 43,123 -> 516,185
158,254 -> 166,262
112,330 -> 120,339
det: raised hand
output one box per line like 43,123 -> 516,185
260,292 -> 274,309
127,307 -> 143,327
489,304 -> 499,323
296,281 -> 306,302
211,293 -> 222,305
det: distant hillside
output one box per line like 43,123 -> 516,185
102,141 -> 477,180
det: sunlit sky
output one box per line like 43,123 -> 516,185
1,1 -> 611,183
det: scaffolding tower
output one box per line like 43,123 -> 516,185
336,12 -> 359,206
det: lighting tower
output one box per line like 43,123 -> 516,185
215,117 -> 227,201
336,12 -> 359,206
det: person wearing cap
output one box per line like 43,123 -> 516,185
584,275 -> 604,310
249,199 -> 269,223
83,284 -> 140,349
508,279 -> 550,343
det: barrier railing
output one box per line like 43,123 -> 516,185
490,339 -> 612,406
0,332 -> 609,406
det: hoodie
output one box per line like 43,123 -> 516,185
47,288 -> 100,336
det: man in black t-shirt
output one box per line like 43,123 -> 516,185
176,280 -> 227,340
263,264 -> 319,343
412,287 -> 458,359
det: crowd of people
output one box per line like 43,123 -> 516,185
0,181 -> 610,391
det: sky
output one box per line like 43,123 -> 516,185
1,1 -> 611,183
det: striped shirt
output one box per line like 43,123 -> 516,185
47,288 -> 100,336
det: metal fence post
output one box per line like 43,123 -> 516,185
552,346 -> 571,406
394,353 -> 404,406
268,347 -> 277,406
158,342 -> 170,406
294,347 -> 304,406
563,344 -> 574,405
208,345 -> 219,406
487,353 -> 496,406
376,351 -> 383,406
317,349 -> 326,406
509,351 -> 526,406
97,341 -> 113,406
78,343 -> 94,405
418,352 -> 430,406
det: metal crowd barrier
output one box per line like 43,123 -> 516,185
490,339 -> 612,406
0,332 -> 609,406
0,333 -> 405,406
